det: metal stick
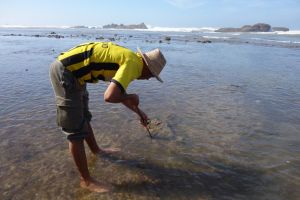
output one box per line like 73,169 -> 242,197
134,106 -> 153,138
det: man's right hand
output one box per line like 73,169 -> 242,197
104,81 -> 147,127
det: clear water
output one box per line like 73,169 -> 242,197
0,28 -> 300,200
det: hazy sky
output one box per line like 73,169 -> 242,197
0,0 -> 299,29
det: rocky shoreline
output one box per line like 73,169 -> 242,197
1,26 -> 299,49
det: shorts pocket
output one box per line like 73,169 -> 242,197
57,106 -> 84,131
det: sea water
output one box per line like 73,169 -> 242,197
0,28 -> 299,200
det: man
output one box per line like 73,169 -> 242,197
49,42 -> 166,193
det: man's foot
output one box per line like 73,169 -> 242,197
80,178 -> 112,193
97,147 -> 120,156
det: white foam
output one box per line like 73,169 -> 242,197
276,30 -> 300,35
249,30 -> 300,35
146,25 -> 218,32
250,37 -> 300,44
203,36 -> 230,39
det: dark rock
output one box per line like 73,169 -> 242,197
215,28 -> 240,32
50,32 -> 56,34
272,27 -> 289,32
164,36 -> 171,41
103,23 -> 148,29
198,40 -> 212,43
250,23 -> 271,32
70,25 -> 88,29
47,34 -> 64,39
216,23 -> 271,32
96,36 -> 104,40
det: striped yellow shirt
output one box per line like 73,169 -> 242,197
58,42 -> 143,92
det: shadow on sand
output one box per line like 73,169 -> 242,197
97,153 -> 267,200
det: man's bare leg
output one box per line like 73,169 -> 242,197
69,139 -> 111,193
84,123 -> 120,155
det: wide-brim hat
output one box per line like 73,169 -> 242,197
137,47 -> 166,83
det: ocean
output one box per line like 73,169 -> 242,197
0,27 -> 299,200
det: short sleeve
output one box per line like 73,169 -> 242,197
111,59 -> 142,92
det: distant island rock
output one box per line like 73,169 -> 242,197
215,23 -> 288,32
70,25 -> 89,29
102,23 -> 148,29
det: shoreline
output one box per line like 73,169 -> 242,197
1,28 -> 300,49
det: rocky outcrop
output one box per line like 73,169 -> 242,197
216,23 -> 272,32
103,23 -> 148,29
272,27 -> 289,32
70,25 -> 89,29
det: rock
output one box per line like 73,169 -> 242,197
164,36 -> 171,41
250,23 -> 271,32
47,34 -> 64,39
103,23 -> 148,29
272,27 -> 289,32
240,25 -> 253,32
215,28 -> 240,32
95,36 -> 104,40
197,39 -> 212,43
216,23 -> 272,32
70,25 -> 88,29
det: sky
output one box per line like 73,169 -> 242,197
0,0 -> 299,29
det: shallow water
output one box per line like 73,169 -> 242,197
0,28 -> 300,200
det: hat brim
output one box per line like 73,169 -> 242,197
137,47 -> 163,83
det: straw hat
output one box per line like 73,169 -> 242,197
137,47 -> 166,82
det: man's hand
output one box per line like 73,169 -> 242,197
135,107 -> 148,127
104,81 -> 148,127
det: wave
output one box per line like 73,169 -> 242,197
249,30 -> 300,35
146,25 -> 218,32
276,30 -> 300,35
203,36 -> 231,39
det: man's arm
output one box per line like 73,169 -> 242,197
104,82 -> 148,126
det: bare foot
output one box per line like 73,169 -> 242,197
97,147 -> 120,156
80,178 -> 112,193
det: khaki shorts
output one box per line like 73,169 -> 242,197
49,60 -> 92,140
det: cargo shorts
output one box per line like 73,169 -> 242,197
49,60 -> 92,140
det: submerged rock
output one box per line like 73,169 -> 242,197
164,36 -> 171,41
197,39 -> 212,43
147,119 -> 163,132
95,36 -> 105,40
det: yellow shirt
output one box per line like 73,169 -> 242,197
58,42 -> 143,92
